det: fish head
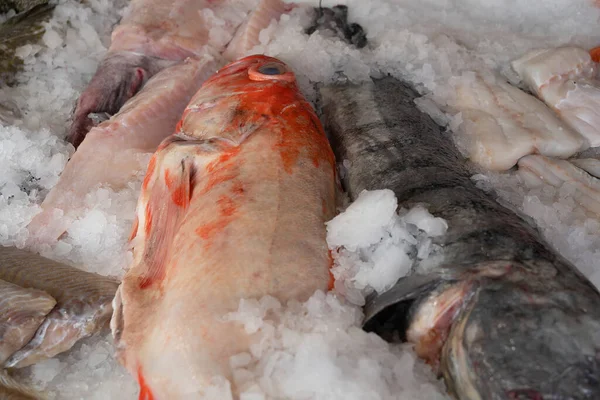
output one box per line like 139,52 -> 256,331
177,54 -> 322,146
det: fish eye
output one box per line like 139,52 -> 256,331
257,63 -> 285,75
248,62 -> 295,82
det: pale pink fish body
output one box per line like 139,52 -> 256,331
68,0 -> 287,147
111,55 -> 336,399
27,57 -> 218,243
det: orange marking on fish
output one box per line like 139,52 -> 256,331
144,203 -> 153,235
137,367 -> 155,400
206,146 -> 241,173
129,216 -> 139,242
327,249 -> 335,291
217,195 -> 237,217
142,155 -> 157,191
591,46 -> 600,63
195,219 -> 229,241
164,169 -> 174,189
171,184 -> 188,207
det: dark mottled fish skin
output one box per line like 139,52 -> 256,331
0,370 -> 44,400
305,5 -> 367,49
0,246 -> 119,368
0,3 -> 54,87
319,76 -> 600,399
0,0 -> 46,14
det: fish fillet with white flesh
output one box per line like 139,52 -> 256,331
518,154 -> 600,217
0,246 -> 119,368
27,0 -> 288,243
512,46 -> 600,147
450,73 -> 586,171
110,55 -> 336,399
319,76 -> 600,399
68,0 -> 288,148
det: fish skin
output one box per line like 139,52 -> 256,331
305,4 -> 367,49
0,246 -> 119,368
67,0 -> 282,148
27,56 -> 218,243
319,76 -> 600,399
0,279 -> 55,365
0,370 -> 44,400
111,54 -> 336,399
0,3 -> 54,87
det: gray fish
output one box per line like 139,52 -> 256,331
305,4 -> 367,49
0,0 -> 46,14
319,76 -> 600,399
0,246 -> 119,368
0,370 -> 44,399
0,3 -> 54,87
0,279 -> 55,365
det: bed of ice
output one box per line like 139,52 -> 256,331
2,0 -> 600,398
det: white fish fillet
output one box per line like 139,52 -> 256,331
517,155 -> 600,216
451,74 -> 586,171
27,56 -> 218,243
222,0 -> 288,60
512,47 -> 600,147
0,280 -> 56,366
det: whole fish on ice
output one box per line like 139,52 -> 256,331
319,76 -> 600,399
27,0 -> 288,243
68,0 -> 288,147
512,46 -> 600,147
110,55 -> 336,399
0,246 -> 119,369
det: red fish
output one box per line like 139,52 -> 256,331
110,55 -> 337,399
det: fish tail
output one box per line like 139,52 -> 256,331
0,369 -> 46,400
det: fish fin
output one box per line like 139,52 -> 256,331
133,136 -> 226,290
0,369 -> 46,400
68,52 -> 174,148
223,0 -> 287,61
363,273 -> 443,337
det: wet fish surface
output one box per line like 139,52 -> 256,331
0,370 -> 44,399
319,76 -> 600,399
0,246 -> 119,368
111,54 -> 336,399
68,0 -> 286,147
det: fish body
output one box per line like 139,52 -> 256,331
0,246 -> 119,368
319,76 -> 600,399
111,55 -> 336,399
0,370 -> 44,400
512,47 -> 600,147
450,73 -> 586,170
0,279 -> 55,365
68,0 -> 286,147
27,56 -> 217,243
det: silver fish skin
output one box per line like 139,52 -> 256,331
0,279 -> 56,365
0,246 -> 119,368
319,76 -> 600,400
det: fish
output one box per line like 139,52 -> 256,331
0,279 -> 56,365
27,56 -> 218,243
319,76 -> 600,399
512,46 -> 600,147
305,4 -> 367,49
0,246 -> 119,368
518,154 -> 600,216
449,73 -> 586,171
110,54 -> 337,399
0,0 -> 46,14
0,370 -> 44,400
0,3 -> 54,87
68,0 -> 287,148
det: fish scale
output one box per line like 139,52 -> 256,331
319,76 -> 600,400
